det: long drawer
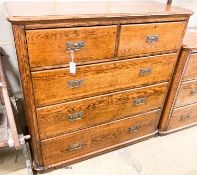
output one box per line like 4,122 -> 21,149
26,26 -> 117,68
32,53 -> 177,107
37,82 -> 168,139
41,109 -> 161,166
175,79 -> 197,107
182,53 -> 197,81
118,21 -> 186,57
168,103 -> 197,130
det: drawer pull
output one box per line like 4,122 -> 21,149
133,97 -> 146,106
66,41 -> 85,51
146,35 -> 159,44
180,114 -> 191,121
190,88 -> 197,96
128,126 -> 141,133
67,79 -> 84,88
68,111 -> 84,121
68,143 -> 83,151
139,67 -> 152,76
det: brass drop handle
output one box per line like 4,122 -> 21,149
139,67 -> 152,76
146,35 -> 159,44
179,114 -> 191,121
67,79 -> 84,88
190,88 -> 197,96
68,143 -> 84,152
68,111 -> 84,121
128,126 -> 141,133
133,97 -> 146,106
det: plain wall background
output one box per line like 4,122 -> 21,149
0,0 -> 197,100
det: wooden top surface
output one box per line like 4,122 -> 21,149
183,27 -> 197,50
6,1 -> 193,23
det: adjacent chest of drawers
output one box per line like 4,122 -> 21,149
160,28 -> 197,134
8,1 -> 192,172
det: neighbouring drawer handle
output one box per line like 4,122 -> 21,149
68,143 -> 84,152
128,126 -> 141,133
190,88 -> 197,96
67,79 -> 84,88
133,97 -> 146,106
68,111 -> 84,121
139,67 -> 152,76
146,35 -> 159,44
179,114 -> 191,121
66,41 -> 85,51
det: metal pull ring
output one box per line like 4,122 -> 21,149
67,79 -> 84,88
66,41 -> 85,51
133,97 -> 146,106
146,35 -> 159,44
190,88 -> 197,96
139,67 -> 152,76
68,111 -> 84,121
180,114 -> 191,121
68,143 -> 84,152
128,126 -> 141,133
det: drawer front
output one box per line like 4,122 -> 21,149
118,22 -> 185,57
168,103 -> 197,130
32,53 -> 177,107
41,110 -> 161,166
26,26 -> 117,68
37,83 -> 168,139
183,54 -> 197,81
175,80 -> 197,107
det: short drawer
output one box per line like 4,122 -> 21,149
26,26 -> 117,68
37,83 -> 168,139
32,53 -> 177,107
118,21 -> 186,57
41,109 -> 161,166
168,103 -> 197,130
175,79 -> 197,107
183,53 -> 197,81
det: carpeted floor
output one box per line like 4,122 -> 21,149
0,126 -> 197,175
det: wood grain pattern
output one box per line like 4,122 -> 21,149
12,25 -> 43,166
37,83 -> 168,140
175,79 -> 197,107
6,1 -> 193,24
26,26 -> 117,68
41,109 -> 161,166
168,103 -> 197,130
118,21 -> 186,57
182,53 -> 197,81
32,53 -> 177,107
159,48 -> 191,131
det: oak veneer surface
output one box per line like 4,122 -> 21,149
37,83 -> 168,140
118,22 -> 185,57
6,1 -> 192,23
41,109 -> 161,166
32,54 -> 177,107
182,53 -> 197,81
26,26 -> 117,68
175,79 -> 197,108
168,103 -> 197,130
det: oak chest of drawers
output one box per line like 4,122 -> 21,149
160,27 -> 197,134
7,1 -> 192,172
